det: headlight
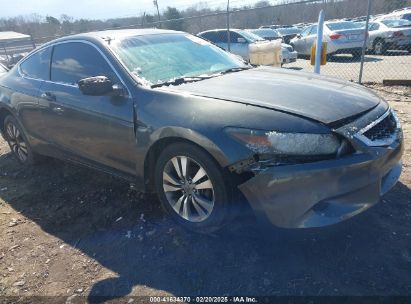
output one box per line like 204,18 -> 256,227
226,128 -> 341,156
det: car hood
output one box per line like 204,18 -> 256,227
164,67 -> 382,125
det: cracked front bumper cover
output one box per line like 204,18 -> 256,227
238,137 -> 403,228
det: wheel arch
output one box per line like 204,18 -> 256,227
373,37 -> 384,47
142,128 -> 231,192
0,105 -> 15,137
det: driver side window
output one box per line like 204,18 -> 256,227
51,42 -> 118,85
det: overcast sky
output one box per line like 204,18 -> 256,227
1,0 -> 269,20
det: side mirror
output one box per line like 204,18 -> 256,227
237,37 -> 247,43
78,76 -> 124,96
296,34 -> 302,39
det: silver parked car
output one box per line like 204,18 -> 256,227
290,21 -> 366,59
198,29 -> 260,61
375,7 -> 411,22
199,29 -> 297,65
366,19 -> 411,54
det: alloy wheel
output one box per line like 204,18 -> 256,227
163,156 -> 215,222
375,41 -> 383,55
6,121 -> 28,162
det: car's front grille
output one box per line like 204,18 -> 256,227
363,112 -> 397,142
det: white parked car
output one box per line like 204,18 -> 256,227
375,7 -> 411,22
366,19 -> 411,54
280,43 -> 298,64
290,21 -> 366,59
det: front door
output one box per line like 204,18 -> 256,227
39,41 -> 137,175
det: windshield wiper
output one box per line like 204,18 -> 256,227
151,66 -> 253,88
152,76 -> 210,88
220,66 -> 253,75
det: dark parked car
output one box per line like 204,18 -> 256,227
247,28 -> 283,41
277,26 -> 302,44
0,29 -> 403,233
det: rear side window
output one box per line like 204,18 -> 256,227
51,42 -> 117,85
229,32 -> 242,43
200,32 -> 217,42
20,47 -> 51,80
300,26 -> 312,37
369,23 -> 380,31
401,13 -> 411,21
309,25 -> 318,35
214,31 -> 228,43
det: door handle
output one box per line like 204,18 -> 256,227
52,107 -> 64,115
41,92 -> 56,101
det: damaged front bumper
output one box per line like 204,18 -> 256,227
238,118 -> 403,229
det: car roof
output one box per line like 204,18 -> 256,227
42,28 -> 183,47
199,29 -> 243,33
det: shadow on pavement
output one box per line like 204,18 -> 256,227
328,55 -> 383,63
1,152 -> 411,301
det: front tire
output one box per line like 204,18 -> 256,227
3,115 -> 40,165
154,143 -> 232,233
373,39 -> 387,55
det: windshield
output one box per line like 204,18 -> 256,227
326,21 -> 364,30
382,19 -> 411,27
250,29 -> 281,38
111,33 -> 246,86
277,27 -> 301,35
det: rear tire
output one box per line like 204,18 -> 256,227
154,142 -> 232,234
3,115 -> 42,165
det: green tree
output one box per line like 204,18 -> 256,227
46,16 -> 60,26
253,1 -> 270,8
163,7 -> 184,31
60,14 -> 73,35
144,14 -> 155,26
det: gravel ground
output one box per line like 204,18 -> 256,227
0,84 -> 410,300
286,53 -> 411,83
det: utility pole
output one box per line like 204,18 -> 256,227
314,10 -> 325,74
153,0 -> 161,28
359,0 -> 372,84
227,0 -> 231,52
141,12 -> 146,28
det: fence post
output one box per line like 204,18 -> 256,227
314,10 -> 325,74
2,45 -> 10,67
227,0 -> 231,52
154,0 -> 162,28
359,0 -> 372,84
141,12 -> 146,28
30,35 -> 36,48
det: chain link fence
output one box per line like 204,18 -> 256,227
0,0 -> 410,83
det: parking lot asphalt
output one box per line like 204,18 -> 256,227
0,85 -> 410,300
286,52 -> 411,83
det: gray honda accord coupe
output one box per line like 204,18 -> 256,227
0,29 -> 403,233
